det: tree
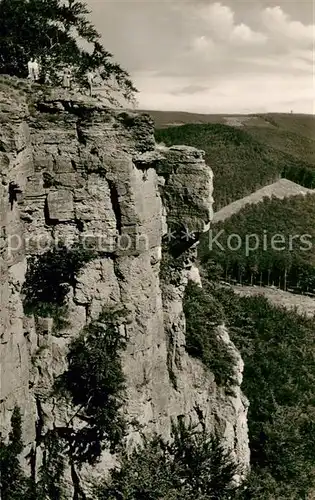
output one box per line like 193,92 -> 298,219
55,308 -> 127,465
212,286 -> 315,498
22,243 -> 95,330
0,407 -> 29,499
0,0 -> 137,102
95,420 -> 241,500
183,281 -> 236,388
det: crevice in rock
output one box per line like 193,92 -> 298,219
75,218 -> 84,232
234,424 -> 238,452
194,405 -> 206,431
43,197 -> 54,226
30,446 -> 37,482
75,121 -> 86,145
108,180 -> 122,235
84,303 -> 91,323
35,396 -> 44,444
36,102 -> 62,114
8,181 -> 22,209
112,257 -> 125,309
166,327 -> 178,391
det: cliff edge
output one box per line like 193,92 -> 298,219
0,77 -> 249,496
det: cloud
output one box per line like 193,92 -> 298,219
201,2 -> 235,38
134,71 -> 313,114
262,6 -> 314,46
85,0 -> 314,113
170,84 -> 210,95
231,23 -> 267,45
191,35 -> 214,52
193,2 -> 267,46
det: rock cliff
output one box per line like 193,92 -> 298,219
0,77 -> 249,496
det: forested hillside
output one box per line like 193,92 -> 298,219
246,114 -> 315,165
213,178 -> 313,224
155,123 -> 315,210
209,285 -> 315,499
199,193 -> 315,295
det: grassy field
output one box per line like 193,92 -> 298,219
232,284 -> 315,318
143,109 -> 314,138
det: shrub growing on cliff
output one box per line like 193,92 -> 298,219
55,308 -> 127,464
35,431 -> 66,499
22,242 -> 95,328
0,0 -> 137,102
0,407 -> 29,499
94,419 -> 240,500
183,281 -> 236,388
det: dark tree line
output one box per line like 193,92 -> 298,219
281,164 -> 315,189
200,194 -> 315,295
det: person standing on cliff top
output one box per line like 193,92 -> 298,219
27,58 -> 35,81
33,59 -> 40,81
87,71 -> 94,96
27,58 -> 40,81
63,68 -> 72,89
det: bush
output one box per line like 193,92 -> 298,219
22,242 -> 95,329
95,420 -> 241,500
55,308 -> 127,464
183,281 -> 236,388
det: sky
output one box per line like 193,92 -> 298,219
86,0 -> 314,114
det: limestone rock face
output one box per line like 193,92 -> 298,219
155,145 -> 214,232
0,77 -> 249,495
162,268 -> 249,480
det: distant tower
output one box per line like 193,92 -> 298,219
290,109 -> 293,114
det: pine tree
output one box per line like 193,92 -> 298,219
0,407 -> 28,500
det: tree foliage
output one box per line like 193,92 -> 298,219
36,431 -> 66,499
55,308 -> 127,464
183,281 -> 236,388
0,0 -> 137,101
22,242 -> 95,328
0,407 -> 30,500
155,123 -> 315,210
210,285 -> 315,498
200,193 -> 315,295
95,420 -> 241,500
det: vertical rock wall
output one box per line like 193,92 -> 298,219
0,77 -> 249,495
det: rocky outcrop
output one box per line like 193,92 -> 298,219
0,77 -> 249,496
161,262 -> 249,483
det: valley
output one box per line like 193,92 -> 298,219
154,109 -> 315,499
